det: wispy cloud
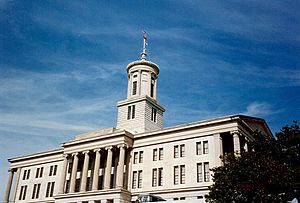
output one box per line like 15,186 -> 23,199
0,67 -> 123,137
242,101 -> 281,117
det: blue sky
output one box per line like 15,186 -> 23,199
0,0 -> 299,198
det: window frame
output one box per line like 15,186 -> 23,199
203,141 -> 209,154
204,162 -> 210,182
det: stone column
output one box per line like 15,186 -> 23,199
12,168 -> 21,202
138,70 -> 142,96
104,147 -> 113,189
126,150 -> 133,190
233,132 -> 241,154
92,149 -> 101,191
80,151 -> 90,192
3,169 -> 14,203
213,133 -> 223,166
148,71 -> 152,96
58,154 -> 68,194
116,145 -> 126,188
69,152 -> 79,193
127,73 -> 132,98
153,76 -> 157,99
244,141 -> 248,152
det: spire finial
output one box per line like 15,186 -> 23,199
141,31 -> 147,60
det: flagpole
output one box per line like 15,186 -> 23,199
141,31 -> 147,60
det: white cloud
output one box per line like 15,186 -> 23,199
243,102 -> 273,116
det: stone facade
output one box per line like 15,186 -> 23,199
3,47 -> 272,203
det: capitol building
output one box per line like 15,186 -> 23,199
3,38 -> 272,203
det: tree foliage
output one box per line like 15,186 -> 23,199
206,121 -> 300,203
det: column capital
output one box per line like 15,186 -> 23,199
117,144 -> 127,149
82,150 -> 90,155
105,146 -> 114,151
94,148 -> 101,153
72,152 -> 79,157
231,130 -> 241,136
62,153 -> 69,158
8,168 -> 15,173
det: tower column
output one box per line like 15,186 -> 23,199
138,70 -> 142,96
116,144 -> 126,188
92,149 -> 101,191
58,154 -> 68,194
4,169 -> 14,203
127,73 -> 132,98
148,71 -> 152,96
69,152 -> 79,193
80,151 -> 90,192
153,76 -> 157,99
104,146 -> 113,189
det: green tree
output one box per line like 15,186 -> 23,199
205,121 -> 300,203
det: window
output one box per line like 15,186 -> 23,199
132,171 -> 137,189
139,151 -> 143,163
153,149 -> 158,161
132,105 -> 135,119
158,168 -> 163,186
133,152 -> 138,164
174,166 -> 179,185
152,168 -> 157,187
132,81 -> 137,95
138,170 -> 142,188
153,168 -> 163,186
151,107 -> 157,122
134,151 -> 143,164
203,141 -> 209,154
32,183 -> 41,199
153,148 -> 163,161
36,167 -> 43,178
174,145 -> 179,158
19,185 -> 27,200
197,163 -> 203,182
180,144 -> 185,157
49,165 -> 57,176
46,182 -> 55,197
174,165 -> 185,185
127,105 -> 136,120
174,197 -> 185,201
175,145 -> 185,158
22,169 -> 30,180
196,142 -> 202,155
53,165 -> 57,176
159,148 -> 163,160
204,162 -> 210,182
132,170 -> 143,189
35,168 -> 39,178
49,166 -> 53,176
180,165 -> 185,184
23,170 -> 27,180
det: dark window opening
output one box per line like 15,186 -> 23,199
221,132 -> 234,155
132,81 -> 137,95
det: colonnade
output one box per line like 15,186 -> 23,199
58,144 -> 129,194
